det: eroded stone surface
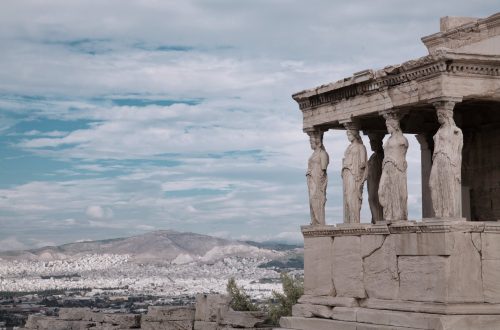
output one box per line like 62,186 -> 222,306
102,314 -> 141,327
482,232 -> 500,260
304,237 -> 335,296
361,235 -> 385,258
195,294 -> 229,322
378,111 -> 409,222
429,101 -> 463,219
25,316 -> 96,330
280,316 -> 357,330
291,303 -> 332,319
58,307 -> 92,320
398,255 -> 448,302
146,306 -> 195,321
194,321 -> 217,330
297,295 -> 359,307
331,307 -> 357,322
483,259 -> 500,303
447,233 -> 483,302
439,315 -> 500,330
341,126 -> 367,224
394,232 -> 454,256
219,309 -> 267,328
332,236 -> 365,298
356,308 -> 438,329
363,235 -> 399,300
306,130 -> 329,226
141,319 -> 193,330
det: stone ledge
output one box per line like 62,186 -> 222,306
299,297 -> 500,315
301,220 -> 500,237
298,295 -> 359,307
282,310 -> 500,329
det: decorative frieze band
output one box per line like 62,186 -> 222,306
294,54 -> 500,111
301,225 -> 390,237
301,220 -> 500,237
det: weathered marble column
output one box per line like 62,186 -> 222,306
416,133 -> 434,218
366,132 -> 385,223
378,110 -> 408,221
341,122 -> 367,224
429,99 -> 463,219
306,129 -> 329,225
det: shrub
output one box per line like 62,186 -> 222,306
226,277 -> 259,311
267,273 -> 304,325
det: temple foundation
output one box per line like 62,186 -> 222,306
279,221 -> 500,330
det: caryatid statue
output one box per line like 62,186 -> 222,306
429,101 -> 463,218
366,132 -> 385,223
306,129 -> 329,225
378,111 -> 409,221
341,123 -> 367,223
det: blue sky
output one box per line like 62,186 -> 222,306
0,1 -> 498,250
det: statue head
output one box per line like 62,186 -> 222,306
382,111 -> 402,135
346,129 -> 361,143
437,108 -> 454,126
308,130 -> 324,150
343,122 -> 361,143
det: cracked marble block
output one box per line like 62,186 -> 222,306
303,236 -> 334,296
332,236 -> 365,298
361,235 -> 399,300
304,226 -> 491,304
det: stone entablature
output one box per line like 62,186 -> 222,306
293,51 -> 500,129
301,220 -> 500,237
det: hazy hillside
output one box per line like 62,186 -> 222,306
0,230 -> 287,264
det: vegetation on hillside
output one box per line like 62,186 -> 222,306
267,273 -> 304,324
226,272 -> 304,325
226,277 -> 259,311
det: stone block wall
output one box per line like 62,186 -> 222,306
303,223 -> 500,304
282,221 -> 500,329
193,294 -> 272,330
23,294 -> 272,329
25,307 -> 141,329
141,306 -> 195,330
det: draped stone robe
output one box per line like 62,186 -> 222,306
307,147 -> 329,225
429,123 -> 463,218
342,141 -> 367,223
378,133 -> 408,221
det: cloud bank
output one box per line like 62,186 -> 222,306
0,0 -> 497,250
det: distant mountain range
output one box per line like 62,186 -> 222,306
0,230 -> 302,264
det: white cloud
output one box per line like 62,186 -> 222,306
0,236 -> 28,251
0,0 -> 495,248
85,205 -> 113,219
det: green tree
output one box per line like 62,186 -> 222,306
226,277 -> 259,311
267,273 -> 304,325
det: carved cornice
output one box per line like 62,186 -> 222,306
485,222 -> 500,233
301,225 -> 390,237
301,221 -> 500,237
421,12 -> 500,52
292,52 -> 500,112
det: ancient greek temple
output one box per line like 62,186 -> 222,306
281,13 -> 500,330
